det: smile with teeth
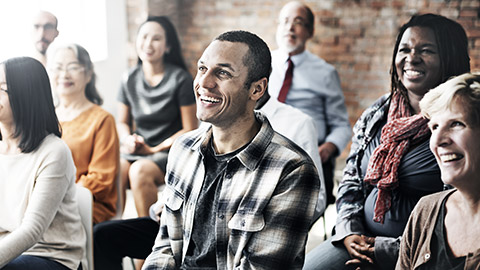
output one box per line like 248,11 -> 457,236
200,95 -> 221,104
439,153 -> 463,162
404,69 -> 424,77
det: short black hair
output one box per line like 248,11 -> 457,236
3,57 -> 61,153
137,16 -> 188,71
215,30 -> 272,89
390,13 -> 470,96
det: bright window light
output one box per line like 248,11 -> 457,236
0,0 -> 108,62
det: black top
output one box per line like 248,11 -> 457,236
183,139 -> 245,269
424,195 -> 466,269
361,118 -> 443,237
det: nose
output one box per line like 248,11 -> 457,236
430,128 -> 451,150
405,49 -> 421,63
285,20 -> 295,31
196,70 -> 216,90
144,37 -> 154,48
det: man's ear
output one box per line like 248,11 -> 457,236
250,77 -> 268,101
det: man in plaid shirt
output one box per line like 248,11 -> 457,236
143,30 -> 320,270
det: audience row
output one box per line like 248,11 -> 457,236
0,1 -> 479,270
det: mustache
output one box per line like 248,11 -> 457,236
38,38 -> 50,43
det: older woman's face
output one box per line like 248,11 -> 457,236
429,100 -> 480,188
395,26 -> 441,98
0,66 -> 13,125
50,48 -> 91,98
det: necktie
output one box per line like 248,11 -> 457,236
277,57 -> 294,103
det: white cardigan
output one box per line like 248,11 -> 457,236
0,134 -> 85,269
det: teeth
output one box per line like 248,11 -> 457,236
404,70 -> 423,77
440,153 -> 462,162
200,95 -> 221,104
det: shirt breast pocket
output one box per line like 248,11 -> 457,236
228,212 -> 265,233
164,186 -> 184,214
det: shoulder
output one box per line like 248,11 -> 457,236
358,93 -> 390,122
417,190 -> 453,209
91,105 -> 115,122
410,190 -> 454,222
304,50 -> 336,72
264,102 -> 315,132
122,65 -> 142,84
261,117 -> 315,169
173,127 -> 207,150
35,135 -> 74,163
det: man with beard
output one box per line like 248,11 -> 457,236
31,11 -> 59,66
269,1 -> 351,207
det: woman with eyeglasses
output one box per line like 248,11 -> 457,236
0,57 -> 85,269
48,43 -> 120,224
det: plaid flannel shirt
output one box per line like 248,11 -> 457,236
143,112 -> 319,270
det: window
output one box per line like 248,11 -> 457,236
0,0 -> 108,62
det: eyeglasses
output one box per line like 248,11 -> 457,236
278,18 -> 308,28
49,64 -> 85,75
0,83 -> 7,94
34,23 -> 57,32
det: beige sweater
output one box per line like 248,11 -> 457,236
0,135 -> 86,269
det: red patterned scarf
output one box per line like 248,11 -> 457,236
364,92 -> 430,224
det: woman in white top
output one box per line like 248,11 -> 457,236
0,57 -> 85,270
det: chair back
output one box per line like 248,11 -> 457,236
76,185 -> 94,270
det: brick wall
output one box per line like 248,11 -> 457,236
128,0 -> 480,156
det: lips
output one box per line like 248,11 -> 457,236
58,81 -> 73,88
199,95 -> 221,104
403,68 -> 425,79
439,153 -> 464,162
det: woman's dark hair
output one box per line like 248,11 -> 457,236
51,43 -> 103,105
390,13 -> 470,96
137,16 -> 187,70
2,57 -> 61,153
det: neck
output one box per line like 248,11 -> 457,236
285,46 -> 305,57
0,123 -> 21,154
33,51 -> 47,66
58,91 -> 90,110
407,91 -> 423,114
455,187 -> 480,216
211,114 -> 260,154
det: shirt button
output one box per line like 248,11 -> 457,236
225,173 -> 232,179
424,253 -> 430,260
219,214 -> 224,219
241,220 -> 246,227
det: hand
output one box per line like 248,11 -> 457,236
318,142 -> 337,162
343,235 -> 375,268
120,134 -> 146,154
133,136 -> 156,155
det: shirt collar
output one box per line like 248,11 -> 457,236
278,49 -> 309,67
190,112 -> 274,171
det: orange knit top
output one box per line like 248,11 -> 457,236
61,105 -> 120,223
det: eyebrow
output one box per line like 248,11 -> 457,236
399,42 -> 437,47
198,60 -> 236,72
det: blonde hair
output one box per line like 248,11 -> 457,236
420,73 -> 480,125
